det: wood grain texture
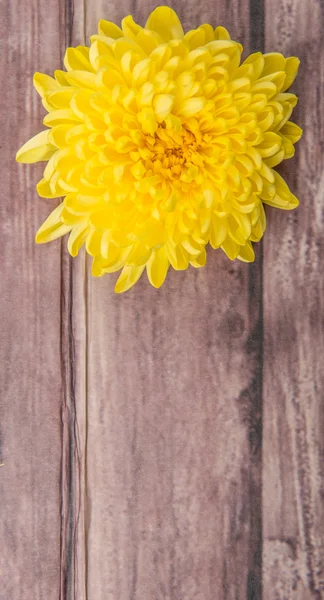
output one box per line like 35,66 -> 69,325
1,0 -> 323,598
84,257 -> 263,600
263,0 -> 324,598
79,3 -> 262,599
0,0 -> 66,598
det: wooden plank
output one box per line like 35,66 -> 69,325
59,5 -> 89,600
59,249 -> 88,600
0,0 -> 66,598
68,2 -> 264,598
263,0 -> 324,597
85,258 -> 264,600
7,0 -> 324,597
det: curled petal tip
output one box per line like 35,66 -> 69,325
145,6 -> 184,41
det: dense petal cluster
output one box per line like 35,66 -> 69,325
16,7 -> 302,292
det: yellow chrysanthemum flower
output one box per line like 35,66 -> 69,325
16,6 -> 302,292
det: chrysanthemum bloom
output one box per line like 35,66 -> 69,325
16,7 -> 302,292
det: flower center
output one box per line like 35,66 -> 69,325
142,124 -> 202,180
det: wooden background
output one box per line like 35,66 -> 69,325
1,0 -> 323,598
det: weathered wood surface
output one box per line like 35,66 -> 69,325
0,0 -> 66,598
0,1 -> 323,600
262,0 -> 324,598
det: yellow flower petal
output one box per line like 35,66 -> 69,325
67,223 -> 89,256
221,237 -> 240,260
237,241 -> 255,262
137,107 -> 157,135
46,88 -> 75,109
280,121 -> 303,143
33,73 -> 59,98
86,229 -> 102,256
262,52 -> 286,76
184,28 -> 206,50
54,70 -> 69,86
284,194 -> 299,210
214,26 -> 231,41
93,247 -> 131,275
115,265 -> 145,293
43,109 -> 81,127
145,7 -> 184,41
146,247 -> 170,288
16,130 -> 56,163
177,97 -> 205,117
121,15 -> 142,39
190,249 -> 207,268
153,94 -> 174,121
36,178 -> 58,198
166,242 -> 189,270
262,171 -> 298,209
47,124 -> 72,148
64,70 -> 98,89
210,215 -> 227,249
35,204 -> 72,243
98,19 -> 123,38
64,47 -> 94,72
136,30 -> 161,54
282,57 -> 300,91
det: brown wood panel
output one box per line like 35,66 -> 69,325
0,0 -> 66,598
2,0 -> 324,598
72,2 -> 263,599
59,254 -> 88,599
84,257 -> 263,600
263,0 -> 324,598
